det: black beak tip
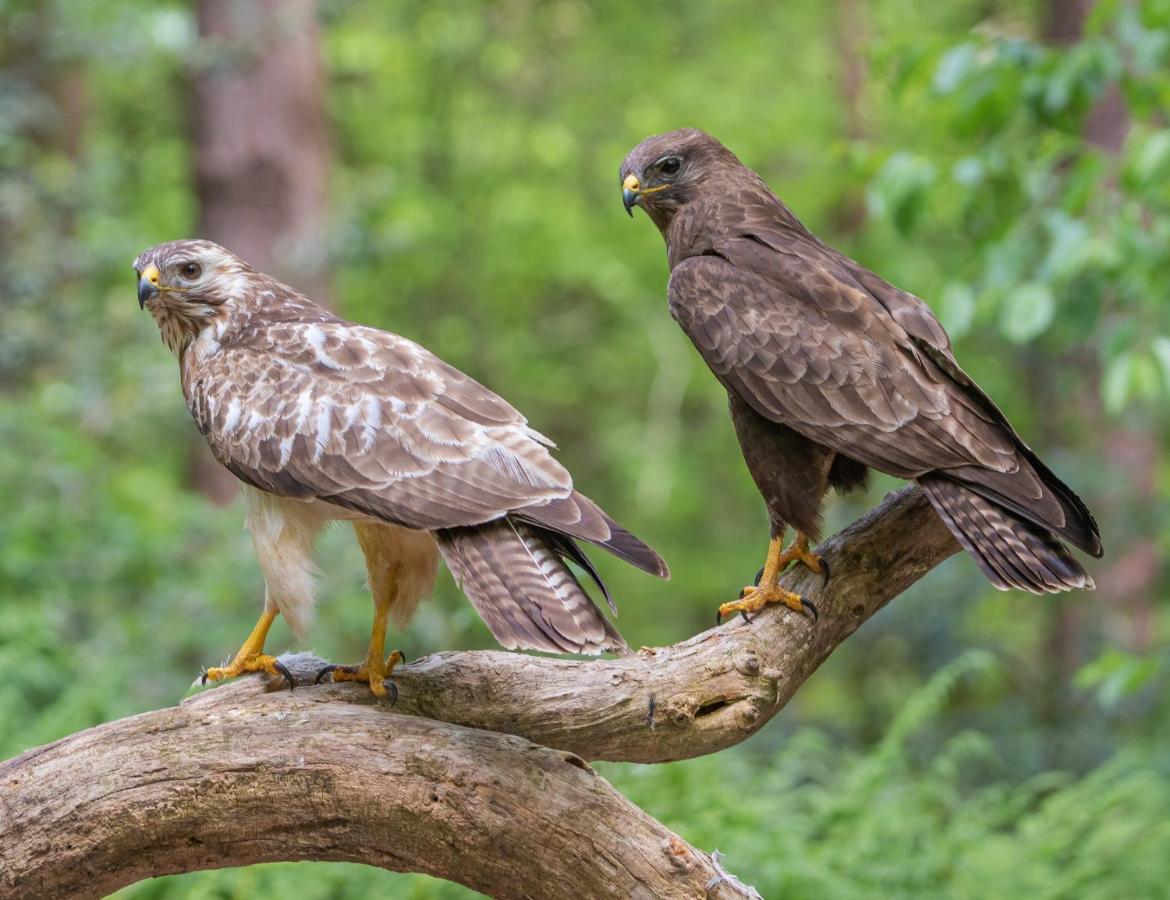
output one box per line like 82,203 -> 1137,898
622,190 -> 637,217
138,280 -> 158,309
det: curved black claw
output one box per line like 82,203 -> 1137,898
200,667 -> 209,686
740,611 -> 753,624
753,566 -> 765,586
313,663 -> 339,685
800,597 -> 819,623
715,609 -> 724,625
382,679 -> 399,706
819,558 -> 831,588
273,659 -> 295,691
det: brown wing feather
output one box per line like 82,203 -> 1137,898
668,251 -> 1011,476
668,250 -> 1100,555
144,241 -> 667,658
188,321 -> 576,529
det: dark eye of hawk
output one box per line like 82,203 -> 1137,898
179,261 -> 202,279
656,156 -> 682,176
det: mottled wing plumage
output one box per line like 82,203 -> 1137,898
184,312 -> 664,652
668,248 -> 1101,562
668,251 -> 1014,477
187,319 -> 574,530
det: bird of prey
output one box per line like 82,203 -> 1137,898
620,128 -> 1101,622
134,239 -> 668,698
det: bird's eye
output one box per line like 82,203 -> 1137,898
179,261 -> 202,279
658,156 -> 682,176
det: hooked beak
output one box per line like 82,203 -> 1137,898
622,173 -> 641,217
138,264 -> 161,308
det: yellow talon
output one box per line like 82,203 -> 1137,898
200,608 -> 294,689
778,533 -> 824,576
718,585 -> 810,621
716,531 -> 824,625
317,650 -> 405,701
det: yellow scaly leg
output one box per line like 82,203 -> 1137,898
716,531 -> 825,624
201,608 -> 294,689
314,593 -> 404,702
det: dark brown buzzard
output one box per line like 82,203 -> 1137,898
134,239 -> 668,698
620,129 -> 1101,622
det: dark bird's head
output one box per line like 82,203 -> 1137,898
619,128 -> 742,230
133,239 -> 257,354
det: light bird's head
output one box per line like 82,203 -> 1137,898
619,128 -> 740,229
133,239 -> 255,353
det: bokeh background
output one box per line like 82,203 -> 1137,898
3,0 -> 1169,896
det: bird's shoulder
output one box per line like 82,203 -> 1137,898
188,318 -> 531,433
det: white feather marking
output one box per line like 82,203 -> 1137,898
222,399 -> 242,434
190,325 -> 221,360
243,487 -> 325,641
305,323 -> 344,370
483,445 -> 556,488
361,396 -> 382,451
279,435 -> 296,467
313,401 -> 333,462
293,389 -> 314,432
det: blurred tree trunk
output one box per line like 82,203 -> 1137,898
0,6 -> 88,382
187,0 -> 332,503
830,0 -> 868,234
1038,0 -> 1150,765
1060,6 -> 1156,660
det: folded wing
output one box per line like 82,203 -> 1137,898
188,319 -> 666,651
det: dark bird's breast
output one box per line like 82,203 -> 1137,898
728,390 -> 866,540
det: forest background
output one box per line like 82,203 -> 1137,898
2,0 -> 1168,896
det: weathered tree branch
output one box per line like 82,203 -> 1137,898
0,485 -> 957,897
363,484 -> 958,763
0,670 -> 756,899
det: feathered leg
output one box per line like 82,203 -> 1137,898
315,522 -> 438,701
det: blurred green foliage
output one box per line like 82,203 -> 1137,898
2,0 -> 1168,896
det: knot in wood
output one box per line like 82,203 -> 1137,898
733,650 -> 761,676
661,835 -> 699,871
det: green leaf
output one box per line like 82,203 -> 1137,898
939,282 -> 975,338
1102,352 -> 1133,414
1130,353 -> 1162,403
1000,282 -> 1055,343
1076,648 -> 1161,708
1131,130 -> 1170,185
933,42 -> 978,94
1151,336 -> 1170,391
867,152 -> 937,234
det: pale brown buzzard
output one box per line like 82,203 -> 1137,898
135,239 -> 667,698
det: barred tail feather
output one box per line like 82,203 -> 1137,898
436,518 -> 628,655
921,475 -> 1094,594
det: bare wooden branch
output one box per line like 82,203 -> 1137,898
358,485 -> 959,763
0,485 -> 956,897
0,686 -> 752,900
